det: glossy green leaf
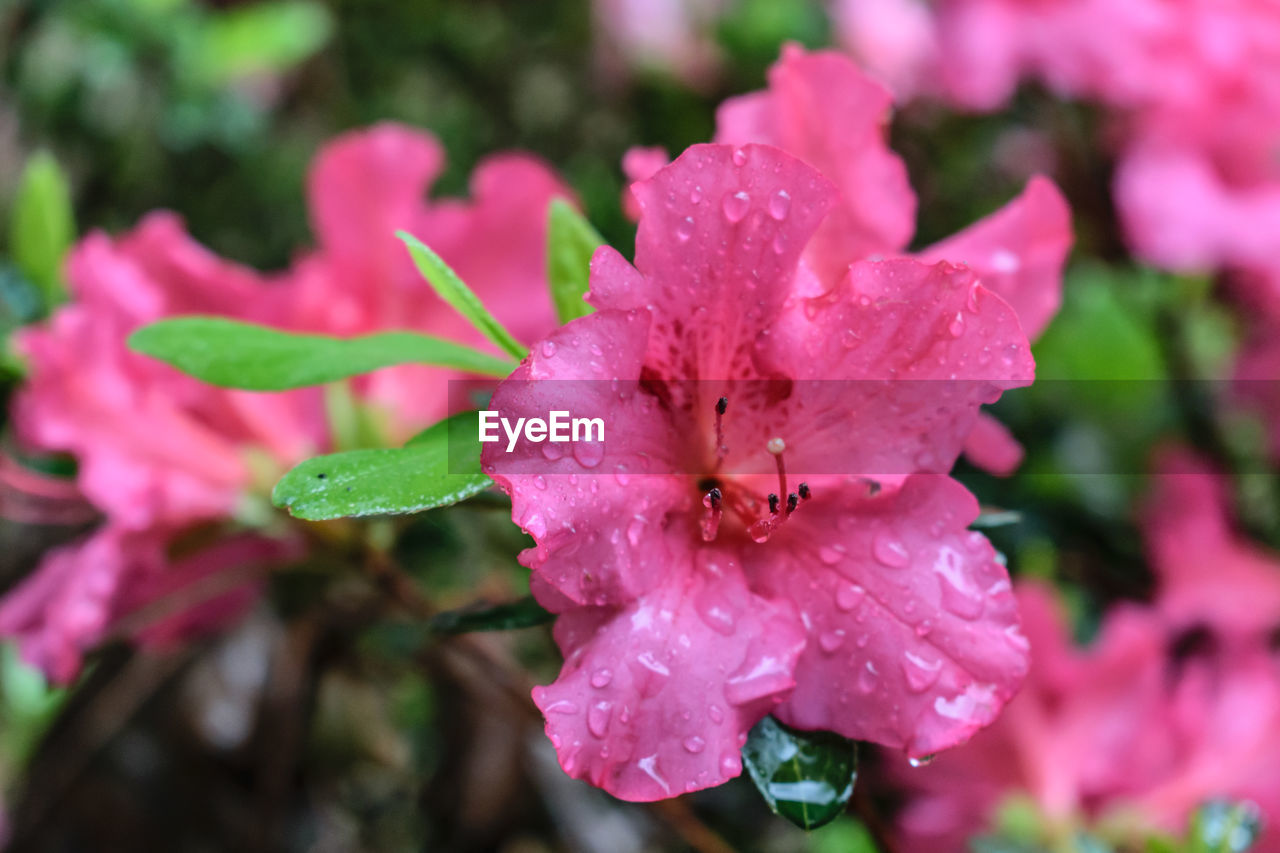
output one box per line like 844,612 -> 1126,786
272,411 -> 491,520
430,596 -> 553,634
546,199 -> 602,323
10,151 -> 75,309
742,716 -> 858,831
128,316 -> 517,389
397,232 -> 528,360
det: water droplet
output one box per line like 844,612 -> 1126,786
908,753 -> 937,768
533,475 -> 547,490
721,753 -> 742,775
835,583 -> 865,612
682,736 -> 706,754
540,340 -> 558,357
544,699 -> 579,714
966,285 -> 983,313
676,216 -> 695,243
902,651 -> 942,693
540,441 -> 564,461
614,466 -> 631,486
768,189 -> 791,220
588,701 -> 613,737
590,668 -> 613,688
695,587 -> 738,636
626,516 -> 646,546
948,312 -> 966,337
573,440 -> 605,468
732,148 -> 748,166
690,186 -> 703,204
818,545 -> 845,565
819,630 -> 846,653
872,531 -> 911,568
857,661 -> 878,694
722,191 -> 751,223
708,704 -> 724,723
841,328 -> 859,348
935,545 -> 984,619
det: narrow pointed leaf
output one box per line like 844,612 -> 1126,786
10,151 -> 75,310
397,231 -> 528,360
546,199 -> 602,323
128,317 -> 517,389
742,716 -> 858,831
272,411 -> 489,520
430,596 -> 554,634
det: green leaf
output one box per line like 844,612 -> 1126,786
741,716 -> 858,831
1189,800 -> 1262,853
186,0 -> 332,85
272,411 -> 490,520
430,596 -> 553,634
128,316 -> 517,390
546,199 -> 602,323
10,151 -> 75,310
397,232 -> 528,360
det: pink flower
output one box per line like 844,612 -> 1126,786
1143,449 -> 1280,649
0,526 -> 296,683
890,583 -> 1179,851
892,455 -> 1280,849
483,143 -> 1035,800
15,212 -> 325,531
291,123 -> 571,434
7,124 -> 572,681
593,0 -> 727,88
621,46 -> 1070,474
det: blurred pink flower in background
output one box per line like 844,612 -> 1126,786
292,122 -> 571,436
838,0 -> 1280,300
627,46 -> 1072,475
0,124 -> 571,682
891,454 -> 1280,851
485,143 -> 1036,801
593,0 -> 727,88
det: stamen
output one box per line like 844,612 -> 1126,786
786,493 -> 798,513
798,482 -> 810,500
768,493 -> 780,514
700,487 -> 723,541
767,437 -> 788,507
713,396 -> 729,469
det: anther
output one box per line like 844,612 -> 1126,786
768,493 -> 780,514
701,487 -> 724,542
798,482 -> 810,500
713,397 -> 729,469
786,492 -> 798,513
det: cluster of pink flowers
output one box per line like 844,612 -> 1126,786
892,451 -> 1280,850
836,0 -> 1280,290
1,124 -> 570,683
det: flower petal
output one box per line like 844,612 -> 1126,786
610,143 -> 836,381
917,176 -> 1072,340
533,549 -> 806,801
715,45 -> 917,285
485,310 -> 691,605
750,475 -> 1029,758
756,258 -> 1034,479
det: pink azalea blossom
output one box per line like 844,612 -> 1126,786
15,212 -> 325,531
292,122 -> 571,434
624,46 -> 1070,474
593,0 -> 727,88
484,143 -> 1035,800
890,583 -> 1180,851
893,454 -> 1280,849
0,525 -> 296,684
6,124 -> 571,682
839,0 -> 1280,295
1143,449 -> 1280,649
